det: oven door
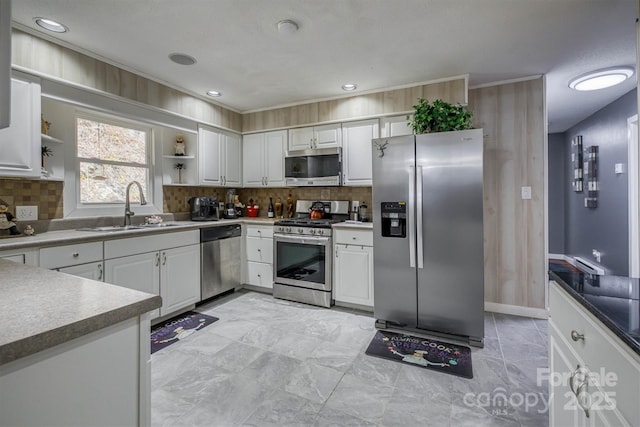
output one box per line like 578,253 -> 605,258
273,233 -> 332,291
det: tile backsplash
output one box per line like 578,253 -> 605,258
0,179 -> 63,219
0,179 -> 371,219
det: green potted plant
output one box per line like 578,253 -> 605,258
407,98 -> 473,134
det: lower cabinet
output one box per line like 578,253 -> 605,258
333,228 -> 374,309
244,225 -> 273,290
548,281 -> 640,426
59,261 -> 103,281
40,242 -> 104,280
104,231 -> 200,320
0,248 -> 38,266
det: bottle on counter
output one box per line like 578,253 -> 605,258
286,193 -> 294,218
268,197 -> 275,218
275,197 -> 283,218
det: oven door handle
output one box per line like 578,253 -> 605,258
274,234 -> 330,245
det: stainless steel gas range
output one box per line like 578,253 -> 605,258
273,200 -> 349,308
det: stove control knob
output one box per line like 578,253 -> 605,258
310,229 -> 316,235
298,228 -> 304,234
316,229 -> 324,235
286,227 -> 292,233
277,226 -> 282,232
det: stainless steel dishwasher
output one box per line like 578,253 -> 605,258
200,224 -> 241,300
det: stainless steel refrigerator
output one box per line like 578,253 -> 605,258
372,129 -> 484,347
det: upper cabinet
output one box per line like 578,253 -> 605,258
198,125 -> 241,187
380,114 -> 413,137
243,130 -> 286,187
288,123 -> 341,152
0,77 -> 41,178
161,129 -> 197,186
342,119 -> 379,186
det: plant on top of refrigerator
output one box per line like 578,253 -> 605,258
408,98 -> 473,134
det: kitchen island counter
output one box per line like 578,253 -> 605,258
0,259 -> 161,365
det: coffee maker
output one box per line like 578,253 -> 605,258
188,196 -> 219,221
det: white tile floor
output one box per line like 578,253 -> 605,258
151,291 -> 549,426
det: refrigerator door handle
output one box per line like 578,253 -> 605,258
408,165 -> 416,268
416,165 -> 424,269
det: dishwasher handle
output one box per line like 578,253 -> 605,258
200,224 -> 242,242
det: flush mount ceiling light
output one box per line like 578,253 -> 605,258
34,17 -> 68,33
342,84 -> 358,91
277,19 -> 299,35
168,53 -> 197,66
206,90 -> 222,97
569,66 -> 634,91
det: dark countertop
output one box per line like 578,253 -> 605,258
549,260 -> 639,356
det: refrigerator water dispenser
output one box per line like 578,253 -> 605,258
381,202 -> 406,238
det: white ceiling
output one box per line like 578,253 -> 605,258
11,0 -> 638,133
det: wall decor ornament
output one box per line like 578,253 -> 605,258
571,135 -> 583,192
584,145 -> 598,208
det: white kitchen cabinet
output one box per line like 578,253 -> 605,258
288,123 -> 341,151
333,228 -> 374,309
244,225 -> 274,290
243,130 -> 286,187
104,231 -> 200,320
548,281 -> 640,426
380,114 -> 413,137
342,119 -> 379,186
58,261 -> 104,281
40,241 -> 103,270
198,125 -> 241,187
0,77 -> 41,178
0,248 -> 38,266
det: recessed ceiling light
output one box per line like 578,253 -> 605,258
206,90 -> 222,97
342,84 -> 358,91
277,19 -> 299,35
168,53 -> 197,66
34,17 -> 68,33
569,66 -> 634,91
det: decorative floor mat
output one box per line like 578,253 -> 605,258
151,311 -> 218,354
365,330 -> 473,379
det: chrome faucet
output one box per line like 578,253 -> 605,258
123,181 -> 147,226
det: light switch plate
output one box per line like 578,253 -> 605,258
16,205 -> 38,221
521,186 -> 532,200
615,163 -> 625,174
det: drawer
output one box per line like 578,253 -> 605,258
246,225 -> 273,239
246,261 -> 273,289
104,230 -> 198,259
40,242 -> 103,269
549,282 -> 640,425
334,228 -> 373,246
246,237 -> 273,263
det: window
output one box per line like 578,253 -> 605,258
76,115 -> 151,205
64,110 -> 162,218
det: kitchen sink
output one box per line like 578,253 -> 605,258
76,225 -> 146,232
76,223 -> 180,232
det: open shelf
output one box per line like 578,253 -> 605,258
41,134 -> 64,144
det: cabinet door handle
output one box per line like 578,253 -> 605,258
98,263 -> 103,281
155,252 -> 160,266
72,252 -> 79,258
575,380 -> 591,418
162,252 -> 167,265
571,330 -> 584,342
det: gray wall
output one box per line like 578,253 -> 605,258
562,88 -> 637,275
548,132 -> 566,254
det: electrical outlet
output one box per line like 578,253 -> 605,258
16,205 -> 38,221
521,186 -> 532,200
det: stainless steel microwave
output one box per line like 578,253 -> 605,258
284,147 -> 342,186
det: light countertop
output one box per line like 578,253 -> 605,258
0,259 -> 162,366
